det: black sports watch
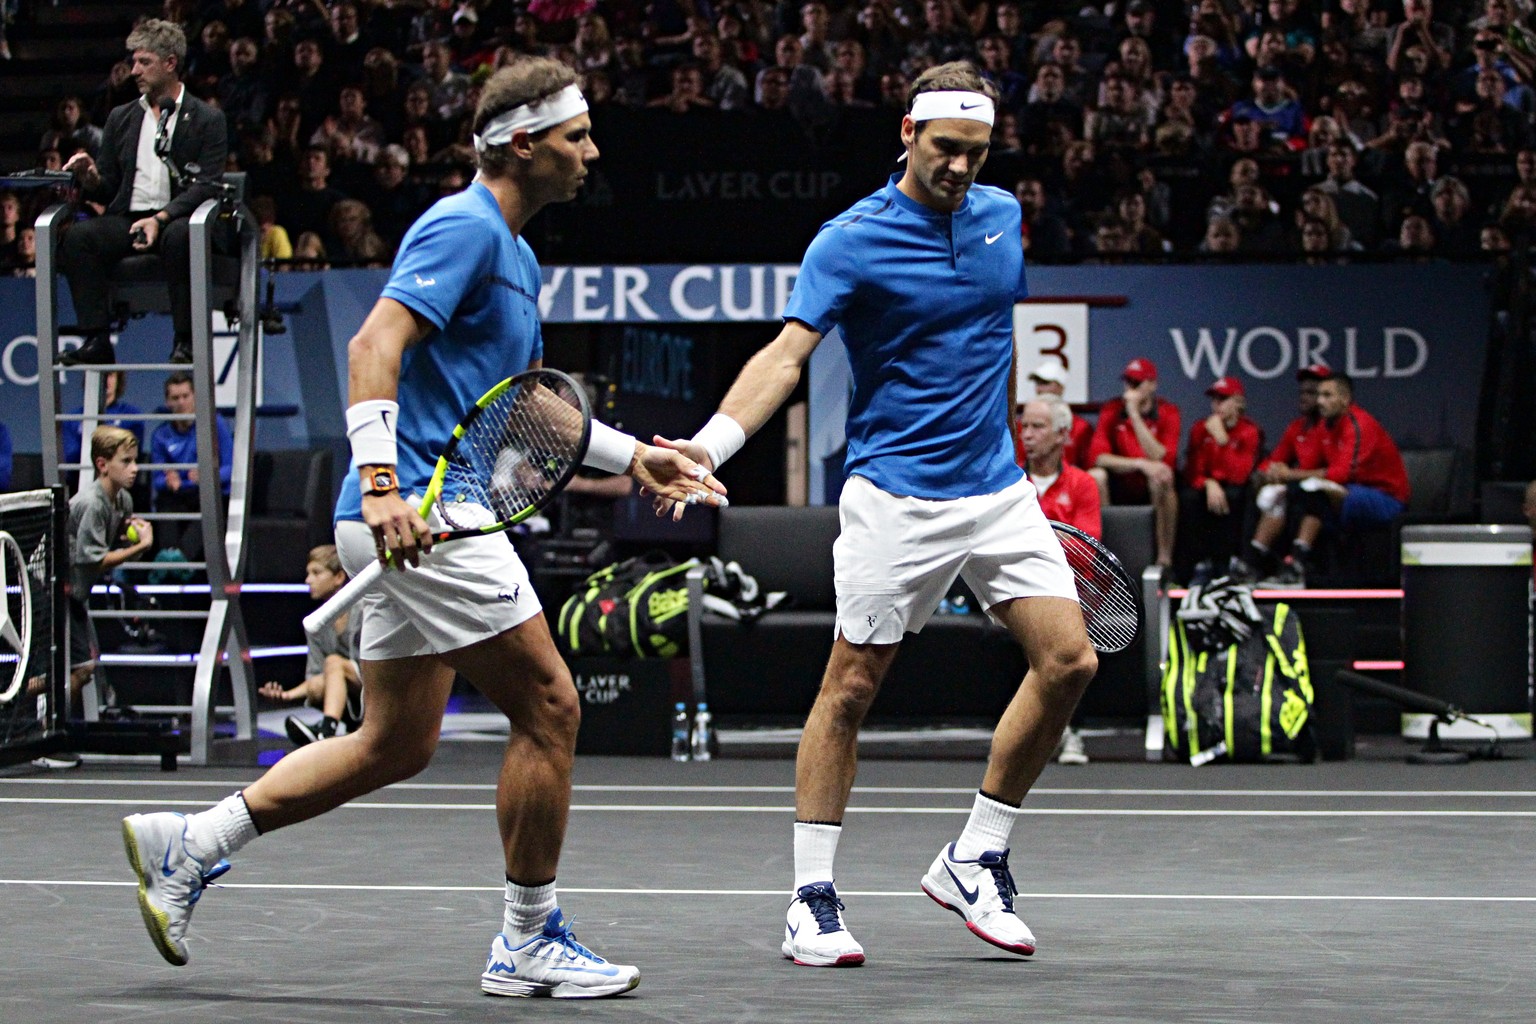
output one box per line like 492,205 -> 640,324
363,465 -> 399,497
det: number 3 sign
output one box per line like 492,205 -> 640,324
1013,303 -> 1089,404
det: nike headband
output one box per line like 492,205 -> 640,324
472,83 -> 589,153
909,90 -> 995,127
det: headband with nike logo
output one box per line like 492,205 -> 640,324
909,90 -> 995,127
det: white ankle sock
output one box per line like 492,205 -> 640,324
184,792 -> 259,862
503,878 -> 557,939
953,791 -> 1020,861
793,821 -> 842,890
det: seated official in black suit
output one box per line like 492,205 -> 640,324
58,18 -> 229,366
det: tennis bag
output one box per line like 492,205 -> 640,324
1162,601 -> 1317,764
556,553 -> 697,659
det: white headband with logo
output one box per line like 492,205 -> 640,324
472,83 -> 589,153
909,90 -> 996,127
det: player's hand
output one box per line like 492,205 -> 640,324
185,466 -> 199,485
1205,479 -> 1229,515
129,215 -> 159,250
362,490 -> 432,568
631,437 -> 726,521
645,436 -> 720,521
164,469 -> 181,491
258,681 -> 294,702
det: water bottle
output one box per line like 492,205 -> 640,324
950,592 -> 969,615
670,702 -> 690,762
690,702 -> 714,762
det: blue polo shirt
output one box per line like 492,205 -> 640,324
784,174 -> 1027,500
335,182 -> 544,523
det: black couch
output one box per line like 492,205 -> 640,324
690,503 -> 1158,724
244,448 -> 335,581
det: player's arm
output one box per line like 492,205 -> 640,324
652,319 -> 823,519
348,296 -> 435,568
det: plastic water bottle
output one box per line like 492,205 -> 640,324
670,703 -> 690,762
690,702 -> 714,762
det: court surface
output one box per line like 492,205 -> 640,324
3,742 -> 1535,1024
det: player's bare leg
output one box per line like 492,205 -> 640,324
920,595 -> 1096,956
783,638 -> 900,967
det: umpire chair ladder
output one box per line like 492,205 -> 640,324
34,186 -> 261,766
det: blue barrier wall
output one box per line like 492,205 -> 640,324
0,263 -> 1489,479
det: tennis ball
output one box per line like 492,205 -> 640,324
126,524 -> 139,543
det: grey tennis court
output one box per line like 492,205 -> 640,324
4,737 -> 1534,1024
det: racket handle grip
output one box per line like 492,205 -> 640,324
303,558 -> 385,636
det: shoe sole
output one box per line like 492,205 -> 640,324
920,879 -> 1036,957
121,817 -> 188,967
779,940 -> 865,967
1057,753 -> 1089,765
481,972 -> 640,998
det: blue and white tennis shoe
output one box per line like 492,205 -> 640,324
920,843 -> 1036,956
782,881 -> 865,966
121,811 -> 230,966
481,908 -> 640,998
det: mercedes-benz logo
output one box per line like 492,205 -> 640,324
0,531 -> 34,704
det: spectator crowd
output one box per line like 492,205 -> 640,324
6,0 -> 1536,273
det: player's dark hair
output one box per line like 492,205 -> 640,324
1325,372 -> 1354,397
474,57 -> 580,177
164,370 -> 193,393
906,61 -> 1000,137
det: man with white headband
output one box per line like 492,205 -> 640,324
659,61 -> 1097,966
120,58 -> 723,998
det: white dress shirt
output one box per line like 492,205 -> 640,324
129,83 -> 185,214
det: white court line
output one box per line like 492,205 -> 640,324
2,879 -> 1533,902
5,779 -> 1536,799
5,796 -> 1536,816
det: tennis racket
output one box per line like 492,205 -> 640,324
1050,521 -> 1141,654
303,368 -> 591,635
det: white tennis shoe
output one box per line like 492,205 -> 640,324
920,843 -> 1036,956
121,812 -> 230,966
781,881 -> 866,966
481,909 -> 640,998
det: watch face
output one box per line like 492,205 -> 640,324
371,469 -> 395,490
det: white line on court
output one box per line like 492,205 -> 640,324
4,779 -> 1536,798
5,796 -> 1536,816
2,879 -> 1533,902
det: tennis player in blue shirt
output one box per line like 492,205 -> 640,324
120,58 -> 724,997
664,61 -> 1098,966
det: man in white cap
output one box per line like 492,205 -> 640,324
658,60 -> 1098,967
1019,359 -> 1092,469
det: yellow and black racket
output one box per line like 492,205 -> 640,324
303,368 -> 590,635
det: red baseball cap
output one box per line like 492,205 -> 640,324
1297,363 -> 1333,381
1206,376 -> 1244,398
1123,357 -> 1158,383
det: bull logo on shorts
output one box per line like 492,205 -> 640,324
497,584 -> 521,605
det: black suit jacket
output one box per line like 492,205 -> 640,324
88,89 -> 228,221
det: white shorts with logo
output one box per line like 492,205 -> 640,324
335,505 -> 541,661
835,474 -> 1078,645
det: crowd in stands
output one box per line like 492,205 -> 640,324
4,0 -> 1536,272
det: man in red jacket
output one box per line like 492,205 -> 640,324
1239,363 -> 1331,579
1088,357 -> 1181,568
1267,373 -> 1410,585
1179,376 -> 1263,582
1018,393 -> 1100,764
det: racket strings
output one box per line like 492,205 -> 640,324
441,380 -> 584,532
1055,531 -> 1139,652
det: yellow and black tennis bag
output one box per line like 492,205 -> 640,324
1162,601 -> 1317,764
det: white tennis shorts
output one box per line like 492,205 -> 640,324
335,505 -> 541,661
835,474 -> 1077,645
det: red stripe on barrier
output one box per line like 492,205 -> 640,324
1168,588 -> 1403,600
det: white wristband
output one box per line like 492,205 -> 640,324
584,419 -> 638,475
692,413 -> 746,471
346,399 -> 398,468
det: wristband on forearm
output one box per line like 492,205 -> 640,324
347,399 -> 398,470
583,419 -> 638,475
691,413 -> 746,471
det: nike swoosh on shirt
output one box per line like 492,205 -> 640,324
415,273 -> 436,287
985,231 -> 1005,244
